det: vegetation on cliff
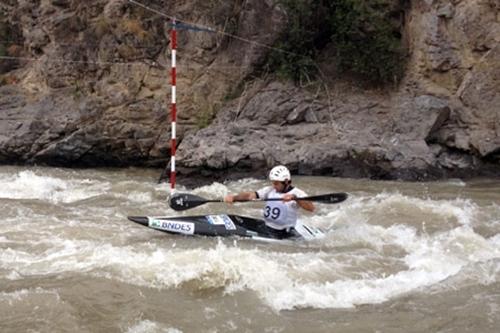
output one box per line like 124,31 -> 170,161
266,0 -> 407,85
0,10 -> 21,81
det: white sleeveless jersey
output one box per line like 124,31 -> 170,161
256,186 -> 307,230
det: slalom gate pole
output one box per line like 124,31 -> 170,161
170,19 -> 177,193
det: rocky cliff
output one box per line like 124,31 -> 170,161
0,0 -> 498,181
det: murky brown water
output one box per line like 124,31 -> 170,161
1,166 -> 499,332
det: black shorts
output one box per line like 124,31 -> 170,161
264,226 -> 299,239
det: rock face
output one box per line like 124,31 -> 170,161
0,0 -> 498,180
406,0 -> 500,166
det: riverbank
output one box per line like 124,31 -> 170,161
0,1 -> 498,180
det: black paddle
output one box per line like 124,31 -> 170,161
169,192 -> 348,211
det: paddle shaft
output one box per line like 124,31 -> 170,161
231,195 -> 324,203
190,194 -> 341,203
169,192 -> 347,211
188,198 -> 301,204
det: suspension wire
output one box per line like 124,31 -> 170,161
0,54 -> 259,71
127,0 -> 300,57
1,0 -> 303,68
0,39 -> 166,49
0,55 -> 135,66
1,1 -> 303,188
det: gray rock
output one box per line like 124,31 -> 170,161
437,3 -> 455,18
395,95 -> 451,141
0,0 -> 498,181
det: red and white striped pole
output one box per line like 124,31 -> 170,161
170,19 -> 177,193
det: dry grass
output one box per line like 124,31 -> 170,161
121,19 -> 148,41
94,16 -> 113,38
0,74 -> 18,85
7,44 -> 22,56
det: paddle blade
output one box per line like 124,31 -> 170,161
169,193 -> 221,211
305,192 -> 348,204
169,193 -> 204,211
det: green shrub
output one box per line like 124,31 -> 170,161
196,104 -> 217,129
265,0 -> 323,83
329,0 -> 406,84
0,19 -> 15,74
0,21 -> 7,57
265,0 -> 407,85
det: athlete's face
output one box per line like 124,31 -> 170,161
271,181 -> 286,192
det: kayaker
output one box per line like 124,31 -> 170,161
224,165 -> 314,237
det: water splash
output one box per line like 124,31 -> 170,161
0,170 -> 109,204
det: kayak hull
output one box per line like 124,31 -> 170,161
127,214 -> 324,241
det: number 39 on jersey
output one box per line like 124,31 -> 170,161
264,205 -> 281,220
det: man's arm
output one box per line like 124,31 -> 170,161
224,191 -> 257,203
282,193 -> 315,212
295,197 -> 315,212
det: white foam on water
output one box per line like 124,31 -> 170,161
0,170 -> 110,204
315,192 -> 478,237
444,179 -> 467,186
420,231 -> 500,293
193,182 -> 230,198
1,173 -> 499,312
125,320 -> 182,333
3,223 -> 499,312
224,178 -> 263,191
0,287 -> 60,305
116,191 -> 154,204
111,180 -> 171,205
324,220 -> 417,253
269,226 -> 500,310
478,203 -> 500,229
6,270 -> 22,280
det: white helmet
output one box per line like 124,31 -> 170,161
269,165 -> 291,182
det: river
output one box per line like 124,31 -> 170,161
1,165 -> 499,332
